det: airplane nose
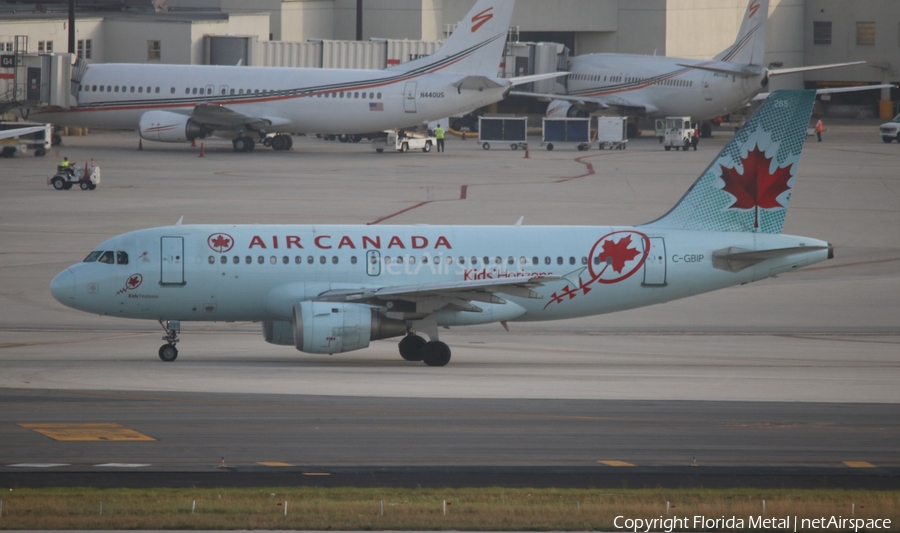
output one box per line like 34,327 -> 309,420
50,268 -> 76,306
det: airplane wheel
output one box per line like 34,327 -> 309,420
51,177 -> 65,190
263,137 -> 272,147
399,335 -> 426,361
244,137 -> 255,152
421,341 -> 451,367
233,137 -> 246,152
285,135 -> 293,149
158,344 -> 178,362
271,135 -> 286,151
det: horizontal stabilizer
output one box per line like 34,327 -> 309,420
453,76 -> 506,91
712,245 -> 831,272
769,61 -> 864,76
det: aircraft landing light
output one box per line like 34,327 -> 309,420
18,423 -> 156,442
257,462 -> 295,467
598,460 -> 635,467
843,461 -> 876,468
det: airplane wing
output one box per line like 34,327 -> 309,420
0,125 -> 49,141
768,61 -> 865,76
316,275 -> 561,312
190,104 -> 292,131
510,90 -> 659,116
752,84 -> 896,101
675,61 -> 764,78
453,72 -> 568,91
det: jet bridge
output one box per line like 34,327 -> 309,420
1,36 -> 81,115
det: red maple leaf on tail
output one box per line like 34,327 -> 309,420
720,146 -> 793,228
598,235 -> 641,274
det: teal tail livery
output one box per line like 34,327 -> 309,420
643,90 -> 815,234
50,90 -> 831,367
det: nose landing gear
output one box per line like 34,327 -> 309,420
158,319 -> 181,362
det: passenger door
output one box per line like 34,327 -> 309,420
642,237 -> 667,286
160,236 -> 185,285
404,81 -> 417,113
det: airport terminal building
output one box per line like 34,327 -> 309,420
1,0 -> 897,113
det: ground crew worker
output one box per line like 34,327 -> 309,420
435,124 -> 445,152
691,123 -> 700,151
59,156 -> 72,176
815,119 -> 824,142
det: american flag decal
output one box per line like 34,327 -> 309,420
369,102 -> 384,111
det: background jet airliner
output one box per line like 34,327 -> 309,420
513,0 -> 886,138
32,0 -> 558,153
51,90 -> 831,367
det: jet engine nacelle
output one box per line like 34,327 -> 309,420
546,100 -> 590,119
138,110 -> 210,142
262,320 -> 295,346
292,301 -> 406,354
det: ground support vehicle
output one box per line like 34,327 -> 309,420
880,114 -> 900,143
478,116 -> 527,150
596,117 -> 627,150
371,130 -> 435,153
0,122 -> 53,157
542,117 -> 592,151
49,164 -> 101,191
662,117 -> 692,151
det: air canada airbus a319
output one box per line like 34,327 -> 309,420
51,90 -> 831,367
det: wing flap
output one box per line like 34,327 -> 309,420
190,104 -> 291,131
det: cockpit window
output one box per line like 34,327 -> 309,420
83,251 -> 102,262
116,251 -> 129,265
98,251 -> 115,264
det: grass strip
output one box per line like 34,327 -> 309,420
0,487 -> 897,530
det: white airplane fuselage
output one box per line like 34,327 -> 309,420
34,64 -> 506,134
565,53 -> 765,120
52,224 -> 828,325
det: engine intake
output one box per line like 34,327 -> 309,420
290,301 -> 406,354
139,110 -> 211,142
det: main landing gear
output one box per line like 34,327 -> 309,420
232,136 -> 255,153
398,334 -> 451,367
262,134 -> 293,151
158,319 -> 180,362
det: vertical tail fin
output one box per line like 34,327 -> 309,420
641,90 -> 816,234
386,0 -> 514,77
714,0 -> 768,66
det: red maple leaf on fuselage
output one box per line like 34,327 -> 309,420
721,146 -> 793,210
211,235 -> 231,249
598,235 -> 640,274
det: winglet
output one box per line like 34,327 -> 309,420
514,216 -> 524,226
175,216 -> 184,226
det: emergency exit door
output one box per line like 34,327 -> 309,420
366,250 -> 381,276
702,72 -> 713,101
642,237 -> 667,286
404,81 -> 417,113
160,236 -> 185,285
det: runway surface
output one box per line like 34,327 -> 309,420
1,123 -> 898,487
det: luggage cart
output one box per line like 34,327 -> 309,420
478,116 -> 528,150
596,117 -> 627,150
542,117 -> 592,151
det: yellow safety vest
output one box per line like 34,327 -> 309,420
435,127 -> 444,139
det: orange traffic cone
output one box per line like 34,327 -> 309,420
523,146 -> 530,159
191,138 -> 197,147
198,142 -> 205,157
138,139 -> 143,150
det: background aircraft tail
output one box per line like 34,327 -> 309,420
641,90 -> 816,234
387,0 -> 514,77
713,0 -> 768,66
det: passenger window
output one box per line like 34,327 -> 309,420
557,257 -> 563,265
471,257 -> 477,264
519,257 -> 527,265
99,86 -> 105,92
581,257 -> 588,265
319,256 -> 326,264
507,256 -> 514,265
350,256 -> 358,265
116,251 -> 129,265
246,256 -> 252,264
532,257 -> 538,265
169,87 -> 174,94
295,256 -> 302,264
233,256 -> 239,264
397,257 -> 404,264
282,256 -> 289,264
422,256 -> 429,264
220,256 -> 227,264
445,257 -> 453,265
362,92 -> 367,99
385,256 -> 392,265
340,92 -> 344,98
155,87 -> 160,93
230,89 -> 235,95
458,256 -> 465,265
192,88 -> 198,95
332,256 -> 338,264
483,256 -> 490,264
408,257 -> 415,265
545,257 -> 551,265
208,256 -> 215,264
270,256 -> 277,264
98,251 -> 114,264
83,251 -> 102,262
257,256 -> 264,264
307,256 -> 314,264
569,257 -> 576,265
354,92 -> 359,98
